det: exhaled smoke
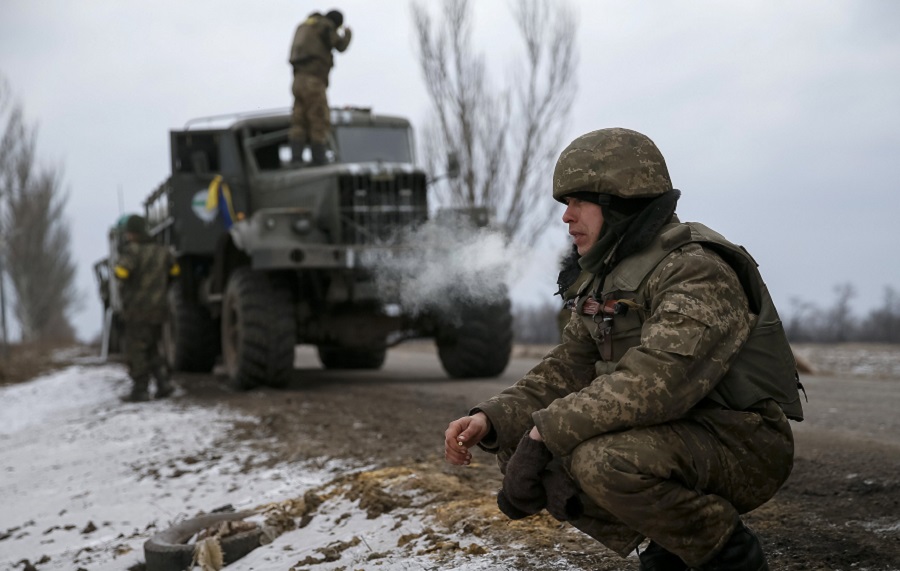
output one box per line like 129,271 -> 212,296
370,216 -> 522,319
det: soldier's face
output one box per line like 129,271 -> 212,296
562,197 -> 604,256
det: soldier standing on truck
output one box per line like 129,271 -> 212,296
114,215 -> 180,402
288,9 -> 352,166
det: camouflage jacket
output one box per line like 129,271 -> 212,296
115,240 -> 177,323
289,13 -> 352,83
476,220 -> 801,458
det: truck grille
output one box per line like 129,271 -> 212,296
338,172 -> 428,245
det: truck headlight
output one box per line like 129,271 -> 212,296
292,217 -> 312,235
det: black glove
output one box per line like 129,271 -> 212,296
497,432 -> 553,519
496,488 -> 531,520
542,458 -> 583,522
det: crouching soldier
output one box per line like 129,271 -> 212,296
446,128 -> 803,570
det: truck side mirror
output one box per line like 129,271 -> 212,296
446,152 -> 460,180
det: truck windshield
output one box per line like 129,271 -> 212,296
334,126 -> 413,164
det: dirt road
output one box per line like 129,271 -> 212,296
172,345 -> 900,571
2,345 -> 898,570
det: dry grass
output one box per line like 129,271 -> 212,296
0,341 -> 91,386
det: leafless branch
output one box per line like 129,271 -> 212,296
0,76 -> 77,342
411,0 -> 579,246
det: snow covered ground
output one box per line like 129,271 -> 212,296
0,360 -> 560,571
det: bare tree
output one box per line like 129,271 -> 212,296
513,300 -> 563,344
0,76 -> 77,342
824,282 -> 856,343
861,286 -> 900,343
411,0 -> 579,247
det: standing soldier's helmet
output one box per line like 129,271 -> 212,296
325,10 -> 344,27
122,214 -> 148,237
552,128 -> 672,203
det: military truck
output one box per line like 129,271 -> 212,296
135,107 -> 512,389
93,216 -> 130,359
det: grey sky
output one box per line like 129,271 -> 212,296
1,0 -> 899,341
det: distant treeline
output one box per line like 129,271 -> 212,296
783,284 -> 900,344
512,283 -> 900,345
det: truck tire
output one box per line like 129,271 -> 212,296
436,298 -> 513,378
221,268 -> 295,389
143,511 -> 261,571
317,346 -> 387,370
166,282 -> 219,372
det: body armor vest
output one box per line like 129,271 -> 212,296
290,15 -> 334,77
577,222 -> 804,421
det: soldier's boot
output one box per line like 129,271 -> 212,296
699,523 -> 769,571
154,366 -> 174,399
310,142 -> 327,166
122,377 -> 150,403
290,139 -> 306,165
639,541 -> 687,571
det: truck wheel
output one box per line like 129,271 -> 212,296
166,282 -> 219,372
436,298 -> 513,378
317,346 -> 386,370
221,268 -> 295,389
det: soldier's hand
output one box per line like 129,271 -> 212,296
444,412 -> 490,466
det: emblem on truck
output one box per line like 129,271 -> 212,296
192,190 -> 217,223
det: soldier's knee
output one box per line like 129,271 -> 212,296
571,437 -> 652,503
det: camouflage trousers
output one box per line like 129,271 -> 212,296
124,321 -> 166,391
290,73 -> 330,144
562,400 -> 793,567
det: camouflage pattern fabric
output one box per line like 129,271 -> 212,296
566,399 -> 792,565
478,244 -> 755,453
474,242 -> 795,565
290,74 -> 330,144
123,321 -> 165,390
116,240 -> 175,324
289,13 -> 352,84
553,128 -> 672,202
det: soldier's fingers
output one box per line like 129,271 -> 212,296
445,418 -> 469,445
445,441 -> 471,465
457,416 -> 487,446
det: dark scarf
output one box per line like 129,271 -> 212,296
578,189 -> 681,281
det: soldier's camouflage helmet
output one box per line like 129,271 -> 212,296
553,128 -> 672,203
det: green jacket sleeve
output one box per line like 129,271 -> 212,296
473,313 -> 599,452
114,242 -> 138,279
330,27 -> 351,52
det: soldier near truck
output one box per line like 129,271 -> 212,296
446,128 -> 803,571
128,106 -> 511,390
114,214 -> 180,402
289,9 -> 352,166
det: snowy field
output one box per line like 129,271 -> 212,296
0,359 -> 565,571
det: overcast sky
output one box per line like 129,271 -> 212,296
2,0 -> 899,342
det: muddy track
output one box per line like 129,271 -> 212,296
176,345 -> 900,570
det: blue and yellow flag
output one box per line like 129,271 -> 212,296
205,175 -> 236,229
